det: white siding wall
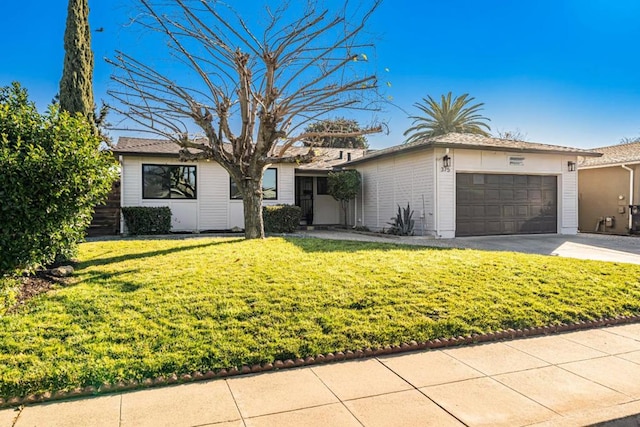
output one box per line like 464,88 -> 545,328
315,191 -> 341,224
435,148 -> 456,238
451,149 -> 579,236
121,156 -> 296,232
356,148 -> 580,238
356,150 -> 435,235
199,161 -> 229,230
560,169 -> 578,234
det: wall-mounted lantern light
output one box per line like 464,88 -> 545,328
443,154 -> 451,169
567,161 -> 576,172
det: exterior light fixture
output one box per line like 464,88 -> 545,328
443,154 -> 451,169
567,161 -> 576,172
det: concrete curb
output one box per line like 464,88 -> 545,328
2,314 -> 639,409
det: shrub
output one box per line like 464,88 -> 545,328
121,207 -> 172,235
0,83 -> 116,275
387,203 -> 415,236
328,170 -> 361,227
263,205 -> 302,233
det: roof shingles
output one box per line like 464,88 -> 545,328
345,133 -> 600,166
579,141 -> 640,168
113,137 -> 365,171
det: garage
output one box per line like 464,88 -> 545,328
456,173 -> 557,237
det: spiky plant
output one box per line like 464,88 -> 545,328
387,203 -> 415,236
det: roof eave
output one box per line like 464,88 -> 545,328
429,142 -> 602,157
112,151 -> 181,158
579,160 -> 640,170
344,141 -> 600,166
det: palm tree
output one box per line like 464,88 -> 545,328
403,92 -> 491,143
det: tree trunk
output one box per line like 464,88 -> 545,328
341,201 -> 349,227
241,176 -> 265,239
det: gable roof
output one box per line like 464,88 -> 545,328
113,136 -> 365,171
344,132 -> 601,166
578,141 -> 640,168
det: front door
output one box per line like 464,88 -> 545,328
295,176 -> 314,225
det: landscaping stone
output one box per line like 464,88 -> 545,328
49,265 -> 74,277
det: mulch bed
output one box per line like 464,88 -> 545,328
7,271 -> 70,314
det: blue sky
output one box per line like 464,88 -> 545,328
2,0 -> 640,150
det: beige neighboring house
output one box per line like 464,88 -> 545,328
578,141 -> 640,234
113,137 -> 365,232
344,133 -> 601,238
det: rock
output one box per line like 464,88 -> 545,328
50,265 -> 74,277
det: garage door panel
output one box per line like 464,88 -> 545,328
528,189 -> 542,201
514,175 -> 528,186
486,205 -> 501,216
543,189 -> 556,203
486,221 -> 502,233
486,189 -> 500,200
502,221 -> 516,233
528,175 -> 542,186
456,173 -> 557,237
515,205 -> 528,217
470,189 -> 485,200
514,189 -> 528,200
472,206 -> 485,216
500,189 -> 514,200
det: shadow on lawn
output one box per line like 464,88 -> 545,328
79,239 -> 243,268
285,236 -> 454,254
75,269 -> 144,292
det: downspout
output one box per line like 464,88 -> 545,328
434,150 -> 439,237
119,155 -> 124,235
358,171 -> 363,228
621,164 -> 634,231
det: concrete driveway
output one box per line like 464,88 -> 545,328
447,233 -> 640,264
300,231 -> 640,265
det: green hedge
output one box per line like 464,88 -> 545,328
0,83 -> 116,274
121,207 -> 172,235
263,205 -> 302,233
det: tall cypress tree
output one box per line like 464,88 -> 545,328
59,0 -> 95,125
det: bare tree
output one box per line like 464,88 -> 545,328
108,0 -> 382,239
619,136 -> 640,144
495,128 -> 528,141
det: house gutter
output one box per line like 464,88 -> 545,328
119,155 -> 124,235
621,164 -> 634,231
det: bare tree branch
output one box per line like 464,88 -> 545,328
109,0 -> 383,238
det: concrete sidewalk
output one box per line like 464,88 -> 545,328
4,324 -> 640,427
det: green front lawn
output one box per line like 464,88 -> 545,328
2,236 -> 640,398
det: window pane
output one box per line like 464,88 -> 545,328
317,177 -> 328,195
230,179 -> 242,199
143,165 -> 197,199
229,168 -> 277,200
263,168 -> 277,200
143,165 -> 171,199
171,166 -> 196,199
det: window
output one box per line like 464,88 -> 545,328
317,177 -> 329,195
230,168 -> 277,200
143,165 -> 197,199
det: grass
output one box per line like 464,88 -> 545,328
2,236 -> 640,397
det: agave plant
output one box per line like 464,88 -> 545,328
387,203 -> 415,236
